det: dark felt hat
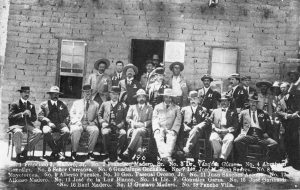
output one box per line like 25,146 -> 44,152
169,62 -> 184,71
201,74 -> 213,82
94,58 -> 110,70
82,84 -> 92,91
17,86 -> 30,92
110,86 -> 121,94
256,81 -> 272,88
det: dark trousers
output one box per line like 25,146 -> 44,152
101,127 -> 126,158
234,134 -> 278,163
284,118 -> 300,167
42,123 -> 70,153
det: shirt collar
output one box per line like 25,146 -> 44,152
204,86 -> 210,92
111,100 -> 118,106
221,107 -> 228,112
232,85 -> 238,92
138,103 -> 145,109
50,100 -> 57,105
21,98 -> 27,104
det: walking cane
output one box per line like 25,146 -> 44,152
24,114 -> 29,158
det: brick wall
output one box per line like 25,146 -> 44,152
0,0 -> 9,140
1,0 -> 300,136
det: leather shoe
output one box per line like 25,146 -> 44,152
88,152 -> 96,161
71,152 -> 77,161
20,150 -> 28,159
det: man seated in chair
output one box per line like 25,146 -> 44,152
99,86 -> 127,162
181,91 -> 210,163
209,93 -> 238,167
234,94 -> 278,165
38,86 -> 70,160
152,88 -> 182,168
69,85 -> 100,161
122,89 -> 153,160
8,86 -> 42,162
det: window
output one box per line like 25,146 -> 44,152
208,47 -> 240,92
58,40 -> 87,99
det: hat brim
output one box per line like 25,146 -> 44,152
123,65 -> 138,75
169,62 -> 184,71
201,77 -> 213,82
256,82 -> 272,88
133,93 -> 147,98
287,71 -> 300,76
47,91 -> 63,94
17,90 -> 31,92
94,59 -> 110,70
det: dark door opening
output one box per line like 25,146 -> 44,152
131,39 -> 164,80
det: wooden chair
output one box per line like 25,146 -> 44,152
7,104 -> 35,160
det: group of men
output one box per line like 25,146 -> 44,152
8,56 -> 300,170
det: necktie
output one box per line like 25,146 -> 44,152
222,108 -> 226,112
252,111 -> 256,123
166,105 -> 169,109
24,101 -> 27,109
86,101 -> 90,112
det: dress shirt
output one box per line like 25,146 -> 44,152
172,76 -> 183,96
221,107 -> 228,126
250,110 -> 261,129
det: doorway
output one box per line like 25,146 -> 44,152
131,39 -> 164,80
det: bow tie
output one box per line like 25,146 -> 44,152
222,108 -> 226,112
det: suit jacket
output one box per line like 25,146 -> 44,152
257,93 -> 273,115
98,101 -> 127,128
86,72 -> 112,102
152,102 -> 182,133
243,86 -> 256,95
69,99 -> 99,126
164,74 -> 189,107
228,85 -> 248,109
238,109 -> 272,138
198,87 -> 220,112
111,71 -> 125,87
126,104 -> 153,129
209,108 -> 238,133
38,100 -> 69,126
8,99 -> 37,128
119,79 -> 142,105
181,105 -> 208,127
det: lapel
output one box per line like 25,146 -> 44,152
204,87 -> 213,99
19,99 -> 26,110
225,109 -> 231,126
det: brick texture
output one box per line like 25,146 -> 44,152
1,0 -> 300,132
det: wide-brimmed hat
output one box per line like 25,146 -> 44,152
94,58 -> 110,70
17,86 -> 31,92
248,93 -> 259,102
47,86 -> 63,94
123,63 -> 138,75
256,81 -> 272,88
188,91 -> 198,99
110,86 -> 121,94
82,84 -> 92,91
201,74 -> 213,82
287,70 -> 299,77
169,62 -> 184,71
159,88 -> 176,97
241,75 -> 251,81
134,89 -> 147,98
228,73 -> 240,80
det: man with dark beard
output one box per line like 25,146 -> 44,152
122,89 -> 153,160
181,91 -> 210,163
38,86 -> 70,160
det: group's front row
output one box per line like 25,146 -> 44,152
8,85 -> 278,168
